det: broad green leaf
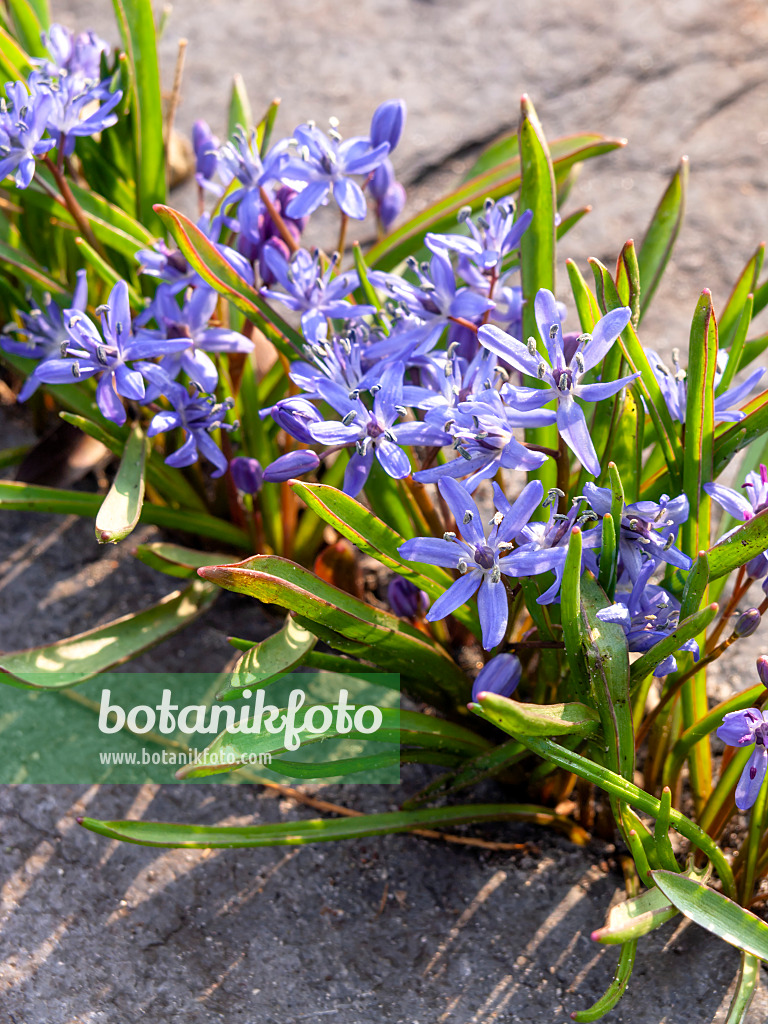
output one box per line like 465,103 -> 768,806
112,0 -> 166,230
518,95 -> 558,492
6,0 -> 45,57
681,290 -> 717,559
592,885 -> 679,944
58,411 -> 207,512
228,73 -> 253,135
719,243 -> 764,349
0,25 -> 32,79
291,480 -> 479,632
578,572 -> 634,781
590,257 -> 682,485
467,694 -> 600,738
78,801 -> 578,848
0,237 -> 68,296
74,236 -> 143,305
216,616 -> 317,700
629,603 -> 718,688
198,555 -> 468,707
717,295 -> 753,395
256,97 -> 280,155
637,156 -> 688,321
651,869 -> 768,960
25,169 -> 155,260
566,257 -> 600,331
679,551 -> 710,620
25,0 -> 50,31
154,204 -> 303,356
615,238 -> 640,330
0,480 -> 250,549
707,508 -> 768,580
133,542 -> 231,579
0,579 -> 217,688
178,706 -> 489,780
95,421 -> 148,544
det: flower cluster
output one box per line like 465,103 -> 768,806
0,24 -> 121,188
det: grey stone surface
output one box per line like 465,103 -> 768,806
3,0 -> 768,1021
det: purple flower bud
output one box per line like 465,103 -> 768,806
387,577 -> 428,619
369,159 -> 395,202
377,182 -> 407,232
229,456 -> 263,494
757,656 -> 768,689
471,653 -> 522,703
734,608 -> 761,638
271,397 -> 324,444
262,450 -> 320,483
192,120 -> 218,181
746,552 -> 768,580
370,99 -> 406,152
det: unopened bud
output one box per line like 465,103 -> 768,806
262,450 -> 320,483
734,608 -> 761,638
229,457 -> 263,495
757,656 -> 768,689
387,577 -> 428,619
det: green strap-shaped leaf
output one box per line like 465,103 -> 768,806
291,480 -> 479,633
0,237 -> 68,296
112,0 -> 165,231
0,25 -> 32,79
6,0 -> 45,57
725,953 -> 760,1024
592,885 -> 680,945
177,706 -> 489,780
216,616 -> 317,700
679,551 -> 710,620
95,421 -> 148,544
133,542 -> 232,579
566,257 -> 600,331
154,204 -> 303,356
637,156 -> 688,321
468,695 -> 600,738
590,257 -> 683,485
0,480 -> 250,549
78,802 -> 581,848
518,94 -> 558,493
717,295 -> 753,396
651,869 -> 768,960
682,290 -> 717,557
571,941 -> 637,1023
713,390 -> 768,473
0,579 -> 217,689
719,243 -> 764,349
707,507 -> 768,580
198,555 -> 468,706
228,73 -> 253,136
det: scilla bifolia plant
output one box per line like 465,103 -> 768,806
1,2 -> 768,1019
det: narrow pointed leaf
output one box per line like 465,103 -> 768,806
133,542 -> 231,579
112,0 -> 165,230
720,243 -> 764,349
0,579 -> 217,689
228,73 -> 253,136
78,802 -> 583,848
637,156 -> 688,321
651,869 -> 768,960
95,421 -> 148,544
216,616 -> 317,700
467,694 -> 600,738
